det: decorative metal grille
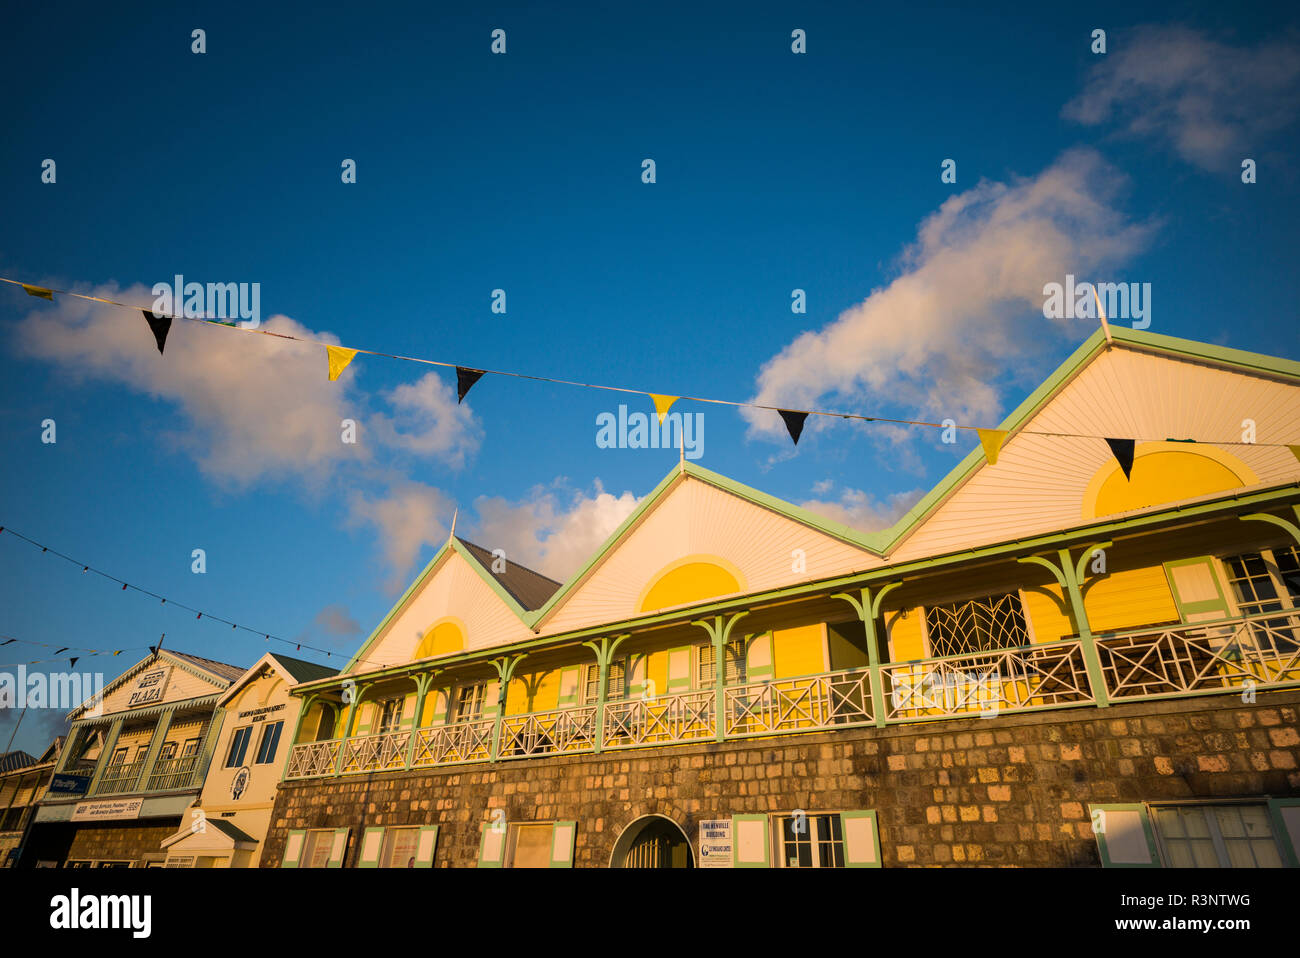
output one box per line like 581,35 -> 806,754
924,592 -> 1031,658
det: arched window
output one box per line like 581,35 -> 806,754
638,557 -> 745,614
1084,445 -> 1256,519
413,619 -> 466,660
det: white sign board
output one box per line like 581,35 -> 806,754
72,797 -> 145,822
698,819 -> 733,868
127,667 -> 171,708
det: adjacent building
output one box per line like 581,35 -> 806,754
23,649 -> 242,868
0,740 -> 61,866
264,327 -> 1300,868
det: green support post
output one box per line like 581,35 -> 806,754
1018,540 -> 1112,708
832,582 -> 900,728
136,706 -> 175,791
281,692 -> 318,781
488,655 -> 524,763
1238,507 -> 1300,548
334,681 -> 371,776
86,717 -> 123,796
581,635 -> 628,754
193,706 -> 226,788
405,672 -> 437,768
692,612 -> 748,742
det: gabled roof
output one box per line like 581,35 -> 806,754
0,751 -> 37,774
457,538 -> 562,611
216,651 -> 339,708
69,648 -> 245,721
164,650 -> 247,684
161,817 -> 258,850
269,653 -> 338,685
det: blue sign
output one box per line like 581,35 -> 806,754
48,772 -> 91,796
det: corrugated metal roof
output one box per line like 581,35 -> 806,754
456,538 -> 562,611
270,653 -> 338,684
0,751 -> 38,773
165,650 -> 247,683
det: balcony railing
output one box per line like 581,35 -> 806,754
1097,611 -> 1300,700
146,754 -> 202,791
725,669 -> 872,736
95,761 -> 143,795
281,612 -> 1300,779
882,639 -> 1094,722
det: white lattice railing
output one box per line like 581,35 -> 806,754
95,760 -> 143,795
411,717 -> 495,767
603,689 -> 715,747
499,705 -> 598,758
882,640 -> 1093,721
286,739 -> 342,778
146,754 -> 201,791
1097,612 -> 1300,699
724,670 -> 872,735
339,730 -> 411,773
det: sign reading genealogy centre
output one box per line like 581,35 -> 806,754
126,667 -> 170,708
698,819 -> 733,868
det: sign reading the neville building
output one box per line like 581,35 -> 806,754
126,667 -> 170,708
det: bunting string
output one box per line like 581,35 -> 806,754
6,276 -> 1298,458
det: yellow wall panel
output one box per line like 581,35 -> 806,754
1022,587 -> 1073,643
887,609 -> 925,661
772,624 -> 826,678
1083,565 -> 1179,632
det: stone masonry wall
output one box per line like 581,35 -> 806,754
65,821 -> 178,863
264,689 -> 1300,867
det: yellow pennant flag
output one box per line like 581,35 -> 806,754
1289,445 -> 1300,465
978,428 -> 1008,465
327,346 -> 359,381
22,284 -> 53,300
650,394 -> 678,424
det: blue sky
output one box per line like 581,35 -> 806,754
2,1 -> 1298,754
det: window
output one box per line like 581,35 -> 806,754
375,698 -> 404,733
180,737 -> 200,758
455,684 -> 487,721
1223,547 -> 1300,615
580,660 -> 627,704
924,591 -> 1030,657
1152,804 -> 1284,868
255,721 -> 284,764
697,640 -> 746,688
225,726 -> 253,768
108,748 -> 128,766
380,827 -> 420,868
303,829 -> 336,869
775,813 -> 845,868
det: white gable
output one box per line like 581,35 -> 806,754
890,346 -> 1300,562
351,549 -> 536,671
92,654 -> 229,716
538,474 -> 883,635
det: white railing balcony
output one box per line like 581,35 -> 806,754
882,639 -> 1094,722
94,760 -> 143,795
1096,611 -> 1300,700
499,705 -> 598,758
724,669 -> 873,736
602,689 -> 715,748
146,754 -> 201,791
340,730 -> 411,774
286,738 -> 342,779
411,717 -> 495,767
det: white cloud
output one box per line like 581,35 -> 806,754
1064,25 -> 1300,171
470,479 -> 641,581
744,148 -> 1151,440
348,481 -> 453,590
800,485 -> 925,533
367,372 -> 480,469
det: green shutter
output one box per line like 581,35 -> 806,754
732,814 -> 770,868
840,810 -> 881,867
357,826 -> 385,868
1089,804 -> 1162,867
281,829 -> 306,869
326,827 -> 350,868
1163,558 -> 1231,623
478,822 -> 506,868
550,821 -> 576,867
414,825 -> 440,868
1267,798 -> 1300,867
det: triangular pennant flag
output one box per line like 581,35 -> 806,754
55,647 -> 68,655
21,284 -> 53,300
141,310 -> 173,354
327,346 -> 359,381
1288,445 -> 1300,465
977,428 -> 1008,466
778,409 -> 809,446
69,657 -> 78,668
1105,437 -> 1136,480
0,639 -> 13,646
149,645 -> 157,654
113,650 -> 121,656
650,394 -> 678,424
456,366 -> 486,404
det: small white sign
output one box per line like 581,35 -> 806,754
127,667 -> 171,708
72,797 -> 145,822
698,819 -> 733,868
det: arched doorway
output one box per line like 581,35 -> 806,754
610,815 -> 694,868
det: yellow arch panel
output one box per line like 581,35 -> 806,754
413,618 -> 467,660
1084,444 -> 1256,519
638,556 -> 745,613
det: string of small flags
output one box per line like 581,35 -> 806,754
5,277 -> 1299,477
0,524 -> 368,670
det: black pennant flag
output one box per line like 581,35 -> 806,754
456,366 -> 486,404
1105,437 -> 1136,480
55,647 -> 68,655
142,310 -> 172,354
148,645 -> 157,655
778,409 -> 809,446
69,657 -> 78,668
0,638 -> 14,646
